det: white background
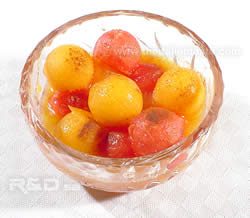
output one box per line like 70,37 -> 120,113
0,0 -> 249,218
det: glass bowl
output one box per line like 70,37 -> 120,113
19,10 -> 224,192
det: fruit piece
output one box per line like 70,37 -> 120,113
182,136 -> 193,149
55,107 -> 102,154
41,86 -> 61,136
140,52 -> 177,72
129,107 -> 184,156
92,58 -> 114,84
48,89 -> 89,117
143,92 -> 154,109
44,44 -> 93,91
167,153 -> 188,170
88,74 -> 143,126
153,67 -> 206,117
93,29 -> 141,74
106,131 -> 135,158
184,108 -> 204,137
129,63 -> 164,93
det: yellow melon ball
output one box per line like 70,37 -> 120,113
153,67 -> 206,117
55,107 -> 101,155
184,107 -> 204,137
88,74 -> 143,126
44,44 -> 94,91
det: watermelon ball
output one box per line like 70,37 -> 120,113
49,89 -> 89,117
93,29 -> 141,74
129,63 -> 164,93
106,131 -> 135,158
128,107 -> 184,156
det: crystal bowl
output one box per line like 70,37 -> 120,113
19,10 -> 224,192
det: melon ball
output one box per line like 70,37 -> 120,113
88,74 -> 143,126
55,107 -> 101,155
44,44 -> 93,91
153,67 -> 206,117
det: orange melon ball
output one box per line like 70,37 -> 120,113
44,45 -> 93,91
55,107 -> 101,155
88,74 -> 143,126
153,67 -> 206,117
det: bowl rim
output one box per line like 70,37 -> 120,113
19,10 -> 224,166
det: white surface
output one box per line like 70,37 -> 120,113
0,0 -> 249,217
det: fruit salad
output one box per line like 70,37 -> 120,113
41,29 -> 206,158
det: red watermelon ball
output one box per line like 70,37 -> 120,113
93,29 -> 141,74
128,107 -> 184,156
